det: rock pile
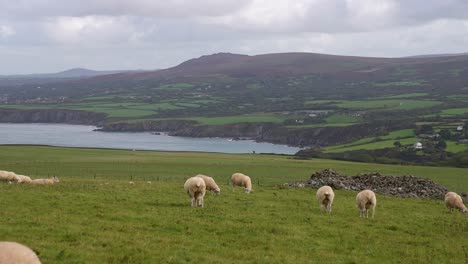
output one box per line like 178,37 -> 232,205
287,168 -> 448,199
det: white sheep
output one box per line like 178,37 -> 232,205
184,176 -> 206,208
316,186 -> 335,213
231,173 -> 252,193
0,170 -> 21,183
0,241 -> 41,264
356,190 -> 377,218
30,176 -> 60,185
17,174 -> 33,184
196,174 -> 220,195
444,192 -> 468,214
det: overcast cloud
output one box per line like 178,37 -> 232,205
1,0 -> 468,74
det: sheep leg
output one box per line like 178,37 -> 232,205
371,207 -> 375,218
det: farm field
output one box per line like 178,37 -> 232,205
324,129 -> 417,153
334,100 -> 442,110
0,146 -> 467,263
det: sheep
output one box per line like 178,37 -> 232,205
0,241 -> 41,264
196,174 -> 220,195
316,186 -> 335,213
30,176 -> 60,185
0,170 -> 21,183
184,176 -> 206,208
444,192 -> 468,214
231,173 -> 252,193
17,174 -> 32,184
356,190 -> 377,218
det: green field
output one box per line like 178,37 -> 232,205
325,114 -> 361,124
335,100 -> 442,110
440,108 -> 468,116
0,146 -> 467,263
373,93 -> 429,99
188,115 -> 287,125
325,129 -> 417,153
373,81 -> 426,87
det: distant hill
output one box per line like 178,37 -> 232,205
0,68 -> 135,79
406,52 -> 468,58
85,51 -> 468,82
0,68 -> 148,87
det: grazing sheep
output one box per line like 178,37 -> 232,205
184,176 -> 206,208
30,176 -> 60,185
0,170 -> 21,183
444,192 -> 468,214
129,181 -> 135,185
316,186 -> 335,213
196,174 -> 220,195
0,241 -> 41,264
16,175 -> 32,184
231,173 -> 252,193
356,190 -> 377,218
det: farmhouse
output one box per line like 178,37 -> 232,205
413,142 -> 423,149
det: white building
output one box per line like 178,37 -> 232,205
414,142 -> 423,149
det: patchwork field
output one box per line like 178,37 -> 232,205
0,146 -> 467,263
324,129 -> 418,153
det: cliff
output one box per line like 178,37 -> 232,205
0,109 -> 106,125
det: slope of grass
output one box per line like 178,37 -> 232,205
324,129 -> 416,152
0,146 -> 467,263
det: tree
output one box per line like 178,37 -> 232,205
393,141 -> 401,149
439,129 -> 452,140
436,140 -> 447,150
417,124 -> 434,134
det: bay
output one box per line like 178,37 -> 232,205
0,123 -> 301,154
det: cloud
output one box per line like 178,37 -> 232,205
0,0 -> 251,18
0,25 -> 15,38
43,16 -> 142,45
2,0 -> 468,74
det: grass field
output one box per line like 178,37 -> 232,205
324,129 -> 417,153
372,93 -> 429,99
0,146 -> 467,263
335,100 -> 441,110
187,115 -> 287,125
440,108 -> 468,116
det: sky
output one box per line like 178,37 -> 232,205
1,0 -> 468,74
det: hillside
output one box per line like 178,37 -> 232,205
3,51 -> 468,159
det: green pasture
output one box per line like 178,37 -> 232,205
373,93 -> 429,99
158,83 -> 195,89
372,81 -> 426,87
440,108 -> 468,116
446,141 -> 468,153
325,114 -> 361,124
0,146 -> 466,263
325,129 -> 417,153
188,115 -> 287,125
335,100 -> 442,110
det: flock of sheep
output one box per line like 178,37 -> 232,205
0,169 -> 465,263
184,173 -> 251,208
0,170 -> 60,185
185,172 -> 467,217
